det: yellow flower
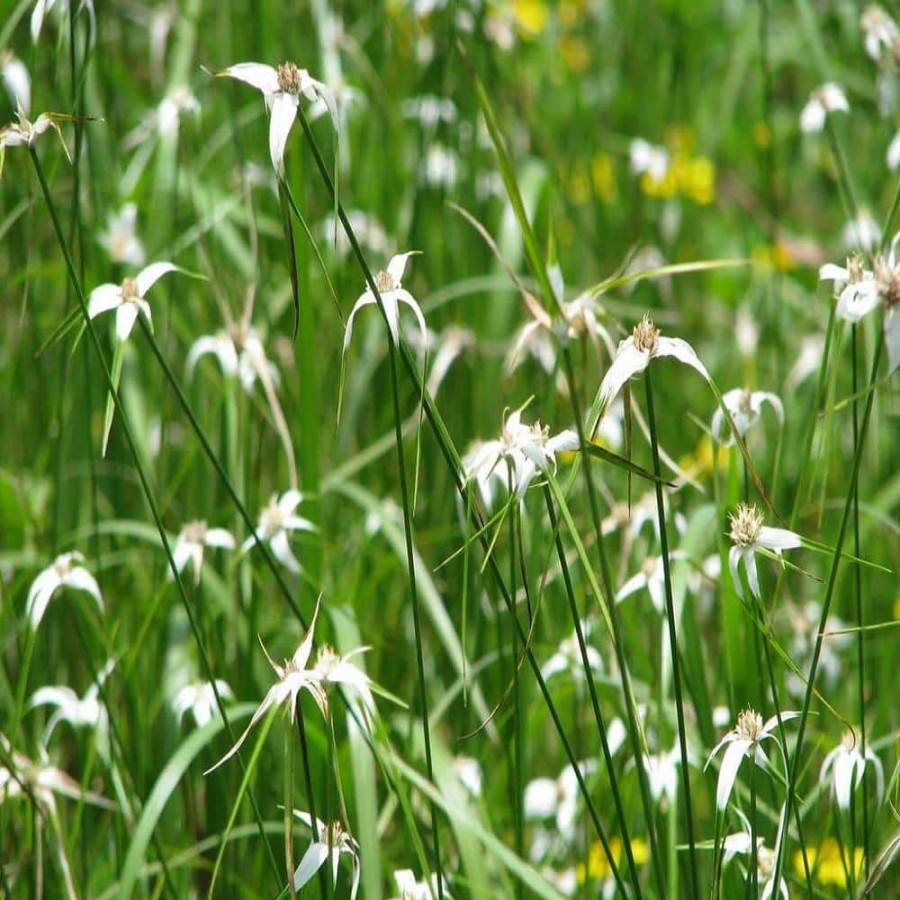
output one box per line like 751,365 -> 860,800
679,435 -> 729,478
796,839 -> 864,888
577,838 -> 649,883
592,153 -> 618,203
753,121 -> 771,149
563,162 -> 592,205
666,123 -> 695,154
560,35 -> 590,72
640,168 -> 677,199
513,0 -> 549,36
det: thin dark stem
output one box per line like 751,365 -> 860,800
772,337 -> 883,890
543,487 -> 644,899
386,340 -> 444,897
644,366 -> 700,899
295,705 -> 330,899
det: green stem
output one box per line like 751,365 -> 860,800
644,366 -> 700,899
772,337 -> 884,890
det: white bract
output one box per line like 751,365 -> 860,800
629,137 -> 670,181
172,680 -> 234,728
541,623 -> 604,682
711,388 -> 784,445
171,520 -> 235,585
888,130 -> 900,172
465,408 -> 579,501
27,660 -> 114,756
616,554 -> 686,615
819,256 -> 880,323
721,815 -> 789,900
706,708 -> 798,810
31,0 -> 95,44
98,203 -> 145,267
291,812 -> 360,898
598,314 -> 709,413
390,869 -> 452,900
343,252 -> 426,352
524,759 -> 597,843
87,262 -> 177,342
204,604 -> 325,774
187,324 -> 279,394
26,551 -> 103,629
870,235 -> 900,374
241,489 -> 316,574
218,61 -> 336,176
310,643 -> 376,728
843,211 -> 882,253
799,82 -> 849,133
1,52 -> 30,114
862,5 -> 899,61
643,745 -> 683,808
728,503 -> 801,599
819,730 -> 884,811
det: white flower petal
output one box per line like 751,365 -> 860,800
342,291 -> 377,351
293,842 -> 330,891
728,545 -> 745,600
205,528 -> 236,549
598,339 -> 646,409
758,526 -> 802,552
885,309 -> 900,376
278,489 -> 304,517
394,288 -> 427,348
524,778 -> 558,819
655,336 -> 710,381
716,739 -> 750,810
386,251 -> 417,284
135,261 -> 177,296
270,530 -> 301,573
65,568 -> 103,610
115,304 -> 140,342
87,284 -> 122,318
268,91 -> 298,176
222,62 -> 280,95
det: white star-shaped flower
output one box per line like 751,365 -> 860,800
706,708 -> 798,811
343,252 -> 427,352
524,759 -> 598,844
390,868 -> 452,900
187,325 -> 279,394
204,604 -> 325,774
0,109 -> 69,176
241,490 -> 316,574
217,61 -> 336,177
598,314 -> 709,414
26,551 -> 103,629
172,679 -> 234,728
98,203 -> 145,267
728,503 -> 801,599
711,388 -> 784,445
87,262 -> 177,342
291,811 -> 360,898
819,255 -> 881,323
799,82 -> 849,133
171,520 -> 235,586
629,137 -> 670,182
819,730 -> 884,811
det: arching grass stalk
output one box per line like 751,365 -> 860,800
292,115 -> 624,888
29,149 -> 282,889
642,365 -> 700,899
557,354 -> 661,896
771,337 -> 884,891
543,487 -> 644,900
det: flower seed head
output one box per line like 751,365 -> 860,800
633,314 -> 659,354
276,62 -> 301,95
314,645 -> 341,677
847,253 -> 866,284
374,269 -> 395,293
259,494 -> 284,536
841,729 -> 857,753
121,277 -> 140,302
736,707 -> 764,741
729,503 -> 764,547
875,254 -> 900,307
182,520 -> 208,543
757,845 -> 775,878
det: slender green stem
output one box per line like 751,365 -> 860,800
295,706 -> 329,899
543,487 -> 644,899
558,350 -> 664,897
644,366 -> 700,899
386,336 -> 444,896
509,482 -> 524,900
772,337 -> 884,890
850,324 -> 870,878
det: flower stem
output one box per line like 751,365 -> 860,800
772,336 -> 884,890
643,365 -> 700,899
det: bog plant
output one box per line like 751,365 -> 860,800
1,1 -> 898,898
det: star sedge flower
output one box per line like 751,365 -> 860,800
26,551 -> 103,629
87,262 -> 178,342
343,252 -> 427,352
597,313 -> 709,414
171,520 -> 235,586
819,729 -> 884,811
216,61 -> 336,177
728,503 -> 801,599
291,811 -> 360,898
711,388 -> 784,445
241,490 -> 316,574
